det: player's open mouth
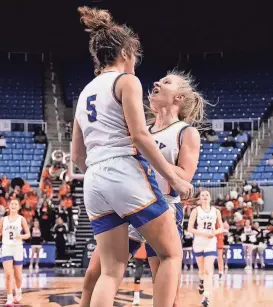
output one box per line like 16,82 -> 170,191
152,87 -> 160,95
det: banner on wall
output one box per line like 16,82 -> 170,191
0,243 -> 56,265
0,120 -> 11,132
183,244 -> 273,265
212,119 -> 224,132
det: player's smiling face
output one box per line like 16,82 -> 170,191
150,75 -> 183,110
199,190 -> 211,204
9,199 -> 20,213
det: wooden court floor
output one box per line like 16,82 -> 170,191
0,269 -> 273,307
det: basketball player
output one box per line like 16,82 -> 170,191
188,190 -> 223,307
29,219 -> 44,272
72,7 -> 193,307
79,70 -> 205,307
0,199 -> 30,306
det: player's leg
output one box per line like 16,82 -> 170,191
195,254 -> 205,295
138,211 -> 182,307
132,259 -> 144,306
80,247 -> 101,307
217,248 -> 224,278
35,247 -> 41,270
2,259 -> 14,305
13,245 -> 24,303
252,247 -> 258,269
202,254 -> 216,307
189,249 -> 194,269
258,248 -> 265,268
89,223 -> 129,307
223,247 -> 229,269
29,246 -> 35,271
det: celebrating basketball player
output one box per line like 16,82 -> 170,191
188,190 -> 223,307
78,71 -> 206,307
0,199 -> 30,306
72,6 -> 193,307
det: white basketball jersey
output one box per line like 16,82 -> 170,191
2,215 -> 23,246
149,121 -> 189,203
75,72 -> 137,167
196,206 -> 217,234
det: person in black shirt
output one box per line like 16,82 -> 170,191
29,220 -> 44,272
252,222 -> 266,269
52,217 -> 68,260
220,136 -> 237,149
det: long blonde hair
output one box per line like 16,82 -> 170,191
147,69 -> 209,128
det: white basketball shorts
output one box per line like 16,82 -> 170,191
84,155 -> 168,235
1,244 -> 24,265
193,236 -> 217,257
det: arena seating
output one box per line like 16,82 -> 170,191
192,131 -> 247,186
0,132 -> 46,184
200,72 -> 273,119
250,143 -> 273,185
0,59 -> 43,120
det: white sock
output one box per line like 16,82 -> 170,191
7,294 -> 13,301
134,292 -> 140,300
16,288 -> 22,294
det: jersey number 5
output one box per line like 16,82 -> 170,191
87,95 -> 97,123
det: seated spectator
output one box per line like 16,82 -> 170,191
1,175 -> 10,193
65,121 -> 72,141
60,194 -> 73,209
250,181 -> 262,216
232,125 -> 240,138
41,178 -> 53,200
12,185 -> 24,201
267,154 -> 273,166
58,181 -> 71,200
22,181 -> 33,194
27,191 -> 39,209
52,217 -> 68,260
34,128 -> 47,144
20,202 -> 38,227
41,165 -> 51,180
0,180 -> 6,200
205,129 -> 219,143
0,134 -> 7,149
236,130 -> 248,143
220,136 -> 237,148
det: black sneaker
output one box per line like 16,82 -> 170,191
201,296 -> 209,307
199,280 -> 204,295
219,273 -> 223,280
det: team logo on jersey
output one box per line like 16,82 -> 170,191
155,140 -> 166,150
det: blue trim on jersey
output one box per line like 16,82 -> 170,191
14,260 -> 24,266
2,256 -> 13,262
126,156 -> 168,228
169,187 -> 179,197
177,125 -> 190,149
129,239 -> 142,256
112,73 -> 128,104
91,213 -> 126,235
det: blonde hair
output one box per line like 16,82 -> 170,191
147,69 -> 210,128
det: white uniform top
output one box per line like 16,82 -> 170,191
75,72 -> 137,167
149,121 -> 189,204
2,215 -> 23,246
196,206 -> 217,235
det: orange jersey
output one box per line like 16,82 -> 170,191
42,168 -> 50,180
134,243 -> 147,260
22,183 -> 32,194
0,196 -> 7,208
1,179 -> 10,192
58,184 -> 71,199
27,195 -> 39,209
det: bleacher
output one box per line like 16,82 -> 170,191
251,142 -> 273,185
0,58 -> 43,120
200,72 -> 273,120
0,132 -> 46,185
193,131 -> 247,186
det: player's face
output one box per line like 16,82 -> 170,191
9,200 -> 20,213
34,220 -> 39,228
199,191 -> 211,204
150,75 -> 182,110
245,219 -> 250,226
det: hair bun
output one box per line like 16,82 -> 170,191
78,7 -> 113,34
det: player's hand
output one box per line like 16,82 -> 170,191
15,233 -> 22,240
170,177 -> 194,200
